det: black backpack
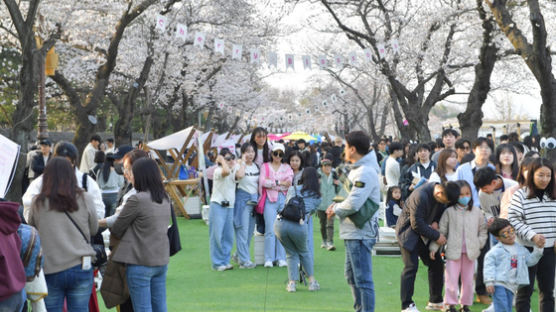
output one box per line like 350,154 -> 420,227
279,187 -> 305,224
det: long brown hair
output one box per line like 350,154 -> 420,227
435,148 -> 457,183
36,157 -> 82,212
525,157 -> 555,199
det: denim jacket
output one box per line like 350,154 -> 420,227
483,242 -> 542,288
333,152 -> 381,240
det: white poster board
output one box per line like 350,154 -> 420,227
0,134 -> 20,198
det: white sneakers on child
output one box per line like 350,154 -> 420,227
278,260 -> 288,267
401,303 -> 420,312
264,261 -> 273,268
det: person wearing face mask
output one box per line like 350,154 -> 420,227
428,180 -> 488,312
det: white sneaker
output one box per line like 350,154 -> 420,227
278,260 -> 288,267
402,303 -> 420,312
239,261 -> 256,269
481,304 -> 494,312
264,261 -> 273,268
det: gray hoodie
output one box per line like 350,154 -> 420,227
333,151 -> 381,240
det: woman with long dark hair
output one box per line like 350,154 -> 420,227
494,143 -> 519,180
288,150 -> 305,186
110,158 -> 171,311
29,157 -> 98,311
508,158 -> 556,312
97,153 -> 125,218
274,167 -> 322,292
250,127 -> 271,167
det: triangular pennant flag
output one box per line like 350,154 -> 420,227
250,48 -> 261,64
302,55 -> 311,70
334,55 -> 343,67
232,44 -> 243,60
285,54 -> 295,70
331,94 -> 337,103
348,52 -> 357,65
318,55 -> 327,68
377,42 -> 386,59
339,89 -> 346,96
322,100 -> 328,107
305,108 -> 311,115
175,23 -> 187,41
363,48 -> 373,62
267,52 -> 278,68
156,15 -> 168,32
390,39 -> 400,54
214,39 -> 225,54
193,32 -> 206,48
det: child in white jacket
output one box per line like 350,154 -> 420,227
429,180 -> 488,312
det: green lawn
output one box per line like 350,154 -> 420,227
99,218 -> 538,312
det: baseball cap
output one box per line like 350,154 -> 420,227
272,143 -> 285,152
38,138 -> 52,146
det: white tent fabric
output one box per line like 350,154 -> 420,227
147,126 -> 197,151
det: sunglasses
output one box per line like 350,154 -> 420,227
273,151 -> 284,157
499,228 -> 515,238
224,155 -> 235,161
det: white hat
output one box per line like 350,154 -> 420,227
272,143 -> 285,152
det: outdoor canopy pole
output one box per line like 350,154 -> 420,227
197,134 -> 210,204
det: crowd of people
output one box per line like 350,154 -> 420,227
1,126 -> 556,312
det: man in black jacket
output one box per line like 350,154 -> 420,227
30,139 -> 52,177
399,143 -> 435,200
396,181 -> 460,312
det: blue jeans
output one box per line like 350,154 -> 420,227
306,216 -> 314,263
209,202 -> 234,267
233,189 -> 257,264
44,264 -> 93,312
263,193 -> 286,263
102,191 -> 118,217
0,289 -> 25,312
126,264 -> 168,312
493,285 -> 513,312
274,219 -> 314,281
345,239 -> 376,312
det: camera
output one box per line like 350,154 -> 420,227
221,201 -> 230,207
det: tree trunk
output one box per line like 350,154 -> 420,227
459,0 -> 497,140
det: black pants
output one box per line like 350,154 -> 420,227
400,239 -> 444,309
516,247 -> 555,312
475,235 -> 490,296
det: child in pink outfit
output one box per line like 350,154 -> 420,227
429,180 -> 488,312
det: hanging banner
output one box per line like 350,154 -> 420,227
363,48 -> 373,62
214,39 -> 225,54
156,15 -> 168,32
193,32 -> 206,48
348,51 -> 357,65
334,55 -> 343,67
232,44 -> 243,60
267,51 -> 278,68
390,39 -> 400,54
250,48 -> 261,64
176,23 -> 188,41
377,42 -> 386,59
302,55 -> 311,70
285,54 -> 295,70
318,55 -> 327,68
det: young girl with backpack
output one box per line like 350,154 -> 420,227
385,186 -> 403,228
274,167 -> 321,292
428,180 -> 488,312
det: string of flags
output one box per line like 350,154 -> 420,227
155,15 -> 401,70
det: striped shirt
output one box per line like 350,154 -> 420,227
508,187 -> 556,247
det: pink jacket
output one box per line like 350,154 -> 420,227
259,163 -> 294,203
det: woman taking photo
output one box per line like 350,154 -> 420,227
233,143 -> 259,269
508,158 -> 556,312
274,167 -> 322,292
429,149 -> 458,183
260,143 -> 293,268
209,148 -> 245,271
288,150 -> 305,186
29,157 -> 98,311
110,158 -> 171,312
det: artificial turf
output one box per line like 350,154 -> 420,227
99,217 -> 538,311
